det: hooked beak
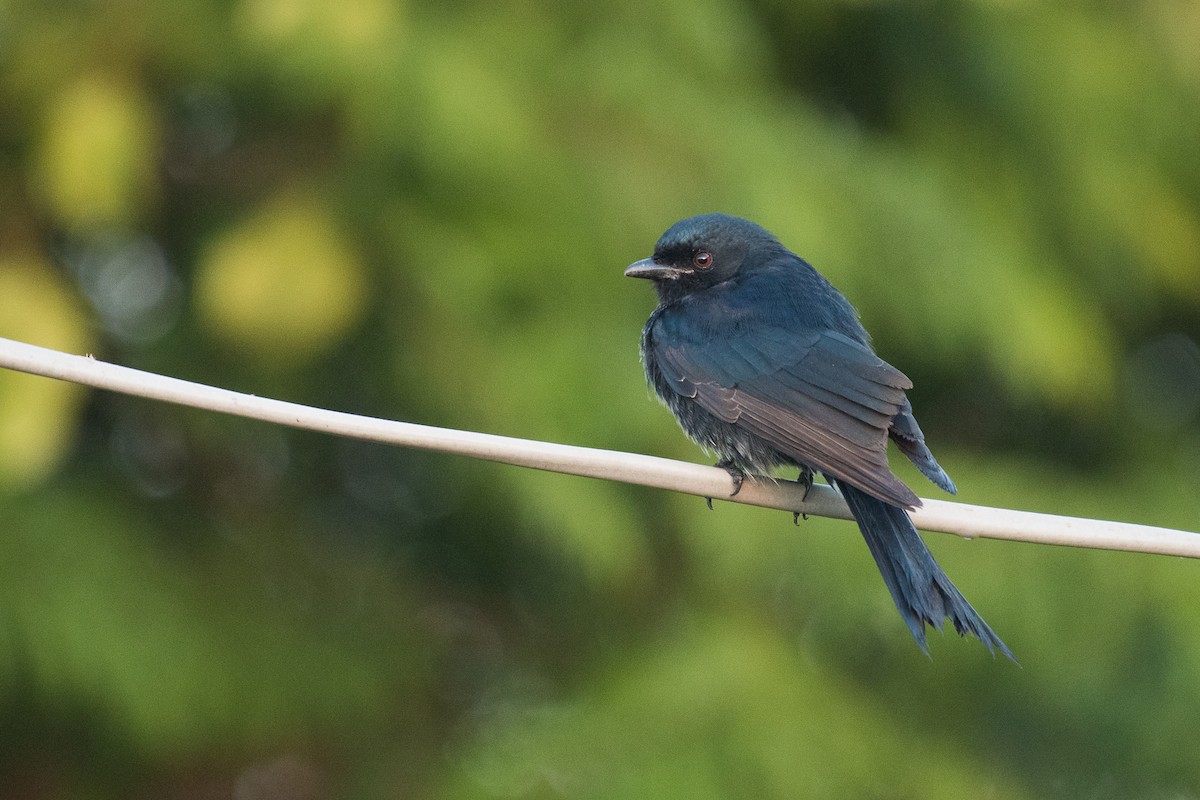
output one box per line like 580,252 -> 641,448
624,258 -> 686,280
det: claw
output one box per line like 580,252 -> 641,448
706,497 -> 714,511
792,469 -> 814,524
797,468 -> 814,501
715,459 -> 746,497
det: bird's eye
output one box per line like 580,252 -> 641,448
693,250 -> 713,270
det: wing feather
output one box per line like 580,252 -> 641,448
653,323 -> 920,508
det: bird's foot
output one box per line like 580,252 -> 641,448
715,460 -> 745,496
793,468 -> 814,524
707,460 -> 746,509
797,468 -> 814,501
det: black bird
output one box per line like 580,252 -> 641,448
626,213 -> 1012,659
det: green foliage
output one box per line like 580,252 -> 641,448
1,0 -> 1199,797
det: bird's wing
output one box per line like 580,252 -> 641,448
652,321 -> 921,509
888,398 -> 957,495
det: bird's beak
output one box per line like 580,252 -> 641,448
624,258 -> 685,280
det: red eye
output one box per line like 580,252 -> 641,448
693,250 -> 713,270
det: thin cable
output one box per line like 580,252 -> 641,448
2,336 -> 1196,558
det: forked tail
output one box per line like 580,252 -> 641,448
836,480 -> 1015,662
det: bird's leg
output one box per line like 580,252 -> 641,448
793,468 -> 815,524
707,459 -> 746,509
797,468 -> 814,501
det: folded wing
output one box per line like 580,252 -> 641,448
653,324 -> 922,509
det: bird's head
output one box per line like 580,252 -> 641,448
624,213 -> 782,303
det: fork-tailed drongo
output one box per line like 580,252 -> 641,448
626,213 -> 1012,659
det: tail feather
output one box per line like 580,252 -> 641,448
836,480 -> 1015,662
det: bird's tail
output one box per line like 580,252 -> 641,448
836,480 -> 1015,662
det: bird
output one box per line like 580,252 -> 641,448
625,213 -> 1012,659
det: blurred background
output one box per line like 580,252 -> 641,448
2,0 -> 1199,797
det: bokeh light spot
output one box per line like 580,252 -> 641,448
33,75 -> 159,231
0,253 -> 94,488
195,193 -> 368,365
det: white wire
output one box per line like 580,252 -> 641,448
2,335 -> 1196,558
